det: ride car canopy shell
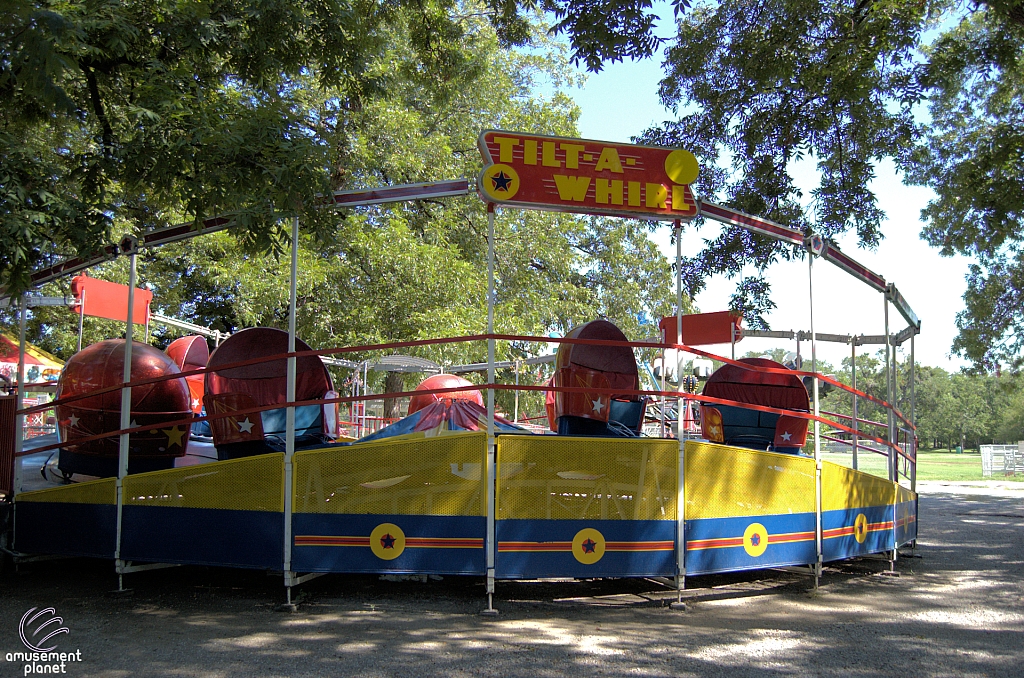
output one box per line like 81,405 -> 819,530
204,327 -> 332,406
702,357 -> 808,410
166,335 -> 209,414
552,319 -> 640,423
55,339 -> 192,458
408,374 -> 484,414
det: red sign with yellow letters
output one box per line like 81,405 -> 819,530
477,130 -> 699,220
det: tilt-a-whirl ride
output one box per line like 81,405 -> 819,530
0,131 -> 920,610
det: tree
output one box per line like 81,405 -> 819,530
539,0 -> 1024,365
11,11 -> 677,426
907,11 -> 1024,370
995,375 -> 1024,443
0,0 -> 540,292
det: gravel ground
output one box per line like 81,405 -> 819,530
2,481 -> 1022,677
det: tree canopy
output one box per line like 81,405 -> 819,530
544,0 -> 1023,365
0,0 -> 540,292
9,8 -> 677,418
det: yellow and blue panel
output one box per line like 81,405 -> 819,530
494,436 -> 677,578
121,452 -> 284,569
15,478 -> 117,558
894,484 -> 917,547
291,432 -> 488,574
682,441 -> 817,575
820,461 -> 897,561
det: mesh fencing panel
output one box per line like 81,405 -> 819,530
124,453 -> 283,512
821,461 -> 895,512
497,436 -> 677,521
16,477 -> 116,505
683,441 -> 815,519
294,432 -> 487,516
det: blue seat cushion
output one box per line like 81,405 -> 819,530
717,405 -> 774,448
608,399 -> 644,432
261,405 -> 324,440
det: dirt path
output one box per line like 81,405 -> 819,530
2,482 -> 1022,677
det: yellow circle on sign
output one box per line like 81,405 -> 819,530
572,528 -> 606,565
664,149 -> 699,185
743,522 -> 769,558
854,513 -> 868,544
370,523 -> 406,560
481,163 -> 520,201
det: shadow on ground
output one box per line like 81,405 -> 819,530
0,492 -> 1020,677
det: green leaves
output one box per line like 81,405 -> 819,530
905,9 -> 1024,369
548,0 -> 665,71
1,0 -> 541,295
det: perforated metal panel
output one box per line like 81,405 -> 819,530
124,453 -> 283,512
294,432 -> 487,516
496,436 -> 677,521
16,477 -> 116,505
821,461 -> 895,512
683,441 -> 815,519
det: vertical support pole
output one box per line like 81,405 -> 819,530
883,296 -> 896,567
144,300 -> 151,343
809,252 -> 822,590
910,335 -> 917,495
513,360 -> 520,423
851,337 -> 859,471
361,362 -> 368,437
884,298 -> 894,481
114,248 -> 138,590
660,354 -> 666,438
12,295 -> 27,498
484,204 -> 497,614
730,324 -> 736,360
76,289 -> 86,353
283,216 -> 299,601
674,219 -> 686,599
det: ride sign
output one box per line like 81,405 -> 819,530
478,130 -> 699,220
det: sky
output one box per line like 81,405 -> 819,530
565,21 -> 973,373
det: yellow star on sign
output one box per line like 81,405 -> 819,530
162,426 -> 185,448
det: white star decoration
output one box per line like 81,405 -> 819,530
130,419 -> 139,429
68,414 -> 80,428
591,397 -> 605,414
237,417 -> 255,434
781,431 -> 792,441
192,398 -> 200,410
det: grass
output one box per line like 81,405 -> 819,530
820,449 -> 1024,483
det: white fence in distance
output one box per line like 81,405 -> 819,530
980,443 -> 1024,477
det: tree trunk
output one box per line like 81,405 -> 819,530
383,371 -> 405,420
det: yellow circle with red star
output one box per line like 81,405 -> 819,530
572,528 -> 606,565
854,513 -> 868,544
370,522 -> 406,560
743,522 -> 769,557
480,164 -> 520,201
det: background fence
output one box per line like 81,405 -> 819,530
981,443 -> 1024,477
